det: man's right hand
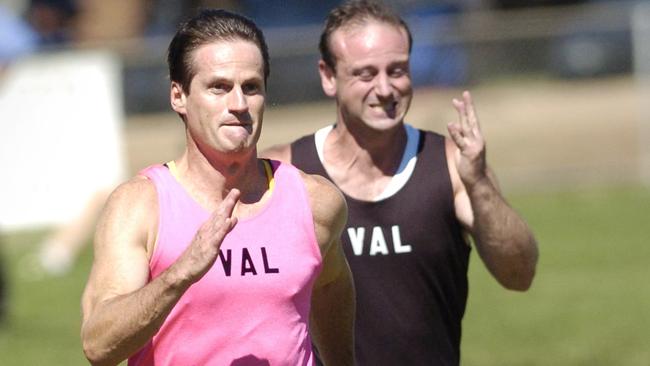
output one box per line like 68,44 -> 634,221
175,189 -> 240,283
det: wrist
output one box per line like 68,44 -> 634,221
161,263 -> 195,293
463,173 -> 491,193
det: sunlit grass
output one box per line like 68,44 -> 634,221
462,185 -> 650,365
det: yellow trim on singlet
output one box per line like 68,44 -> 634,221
263,159 -> 275,193
166,160 -> 180,180
166,159 -> 274,193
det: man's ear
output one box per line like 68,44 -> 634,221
170,81 -> 187,115
318,60 -> 337,97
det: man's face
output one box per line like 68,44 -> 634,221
325,21 -> 412,132
172,39 -> 266,157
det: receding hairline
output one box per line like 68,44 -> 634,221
327,20 -> 410,57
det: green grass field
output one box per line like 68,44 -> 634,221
0,185 -> 648,365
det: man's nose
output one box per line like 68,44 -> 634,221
227,86 -> 248,113
374,73 -> 392,99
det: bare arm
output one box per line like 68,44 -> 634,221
303,173 -> 355,366
447,91 -> 538,291
81,177 -> 239,365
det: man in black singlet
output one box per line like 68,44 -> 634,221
262,1 -> 539,365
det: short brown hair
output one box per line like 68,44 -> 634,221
167,9 -> 270,93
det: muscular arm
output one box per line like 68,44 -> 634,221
81,177 -> 239,365
303,173 -> 355,366
447,91 -> 538,291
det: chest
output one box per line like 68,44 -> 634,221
328,168 -> 393,201
340,193 -> 470,292
343,188 -> 459,255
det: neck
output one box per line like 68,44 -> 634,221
328,120 -> 407,176
176,138 -> 267,206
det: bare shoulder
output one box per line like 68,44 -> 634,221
299,170 -> 347,232
260,143 -> 292,163
103,176 -> 157,223
96,175 -> 158,254
108,175 -> 156,203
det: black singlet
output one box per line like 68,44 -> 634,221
291,129 -> 470,365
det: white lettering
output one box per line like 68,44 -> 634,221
347,227 -> 365,256
391,225 -> 412,253
369,226 -> 389,256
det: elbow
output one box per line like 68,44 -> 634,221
502,272 -> 534,291
500,238 -> 539,291
499,264 -> 536,292
82,342 -> 106,366
82,333 -> 116,366
83,350 -> 118,366
82,347 -> 105,366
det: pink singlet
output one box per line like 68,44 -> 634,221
128,160 -> 322,366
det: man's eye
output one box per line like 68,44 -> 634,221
210,84 -> 229,93
356,70 -> 374,81
242,83 -> 260,94
390,68 -> 408,78
388,65 -> 409,78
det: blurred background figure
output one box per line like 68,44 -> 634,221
25,0 -> 78,46
0,0 -> 77,69
29,191 -> 112,277
0,3 -> 37,70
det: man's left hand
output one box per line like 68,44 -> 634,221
447,90 -> 488,188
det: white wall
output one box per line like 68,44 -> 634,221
0,50 -> 125,230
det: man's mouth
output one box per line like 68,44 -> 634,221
222,121 -> 253,133
370,101 -> 397,115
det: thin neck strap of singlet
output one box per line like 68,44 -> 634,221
165,160 -> 275,193
262,159 -> 275,192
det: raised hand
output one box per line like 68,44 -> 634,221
177,189 -> 240,282
447,91 -> 488,188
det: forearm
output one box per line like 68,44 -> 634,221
310,270 -> 356,366
82,266 -> 192,365
467,176 -> 538,290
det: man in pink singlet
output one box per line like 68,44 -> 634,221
81,9 -> 355,366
